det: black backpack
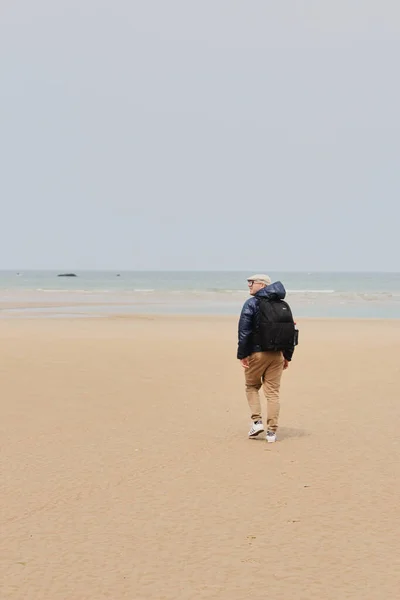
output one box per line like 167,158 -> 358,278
256,297 -> 299,351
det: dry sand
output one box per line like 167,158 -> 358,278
1,316 -> 400,599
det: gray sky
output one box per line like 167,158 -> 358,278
1,0 -> 399,271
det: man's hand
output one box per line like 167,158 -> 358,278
240,358 -> 249,369
283,359 -> 289,370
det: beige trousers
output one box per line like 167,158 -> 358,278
244,351 -> 284,432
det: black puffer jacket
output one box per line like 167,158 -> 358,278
237,281 -> 294,361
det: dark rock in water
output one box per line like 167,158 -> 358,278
57,273 -> 77,277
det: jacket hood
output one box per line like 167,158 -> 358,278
255,281 -> 286,300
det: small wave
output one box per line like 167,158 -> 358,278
35,288 -> 73,293
194,289 -> 247,294
35,288 -> 98,294
287,289 -> 335,294
214,289 -> 248,294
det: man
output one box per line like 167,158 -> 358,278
237,274 -> 295,443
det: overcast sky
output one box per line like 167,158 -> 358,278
1,0 -> 399,271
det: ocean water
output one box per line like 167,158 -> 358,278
1,271 -> 400,318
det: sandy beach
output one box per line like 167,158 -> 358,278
1,315 -> 400,599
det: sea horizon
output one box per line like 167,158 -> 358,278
1,270 -> 400,319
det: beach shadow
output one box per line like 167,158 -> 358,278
278,427 -> 310,440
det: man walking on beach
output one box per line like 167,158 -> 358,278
237,274 -> 295,443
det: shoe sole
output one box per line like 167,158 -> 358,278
249,429 -> 265,438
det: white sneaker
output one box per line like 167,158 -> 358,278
248,421 -> 264,438
266,431 -> 277,443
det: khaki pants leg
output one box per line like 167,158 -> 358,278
245,353 -> 265,421
262,352 -> 284,432
245,351 -> 284,430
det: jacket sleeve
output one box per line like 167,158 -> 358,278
283,346 -> 294,361
283,323 -> 297,361
237,299 -> 256,359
